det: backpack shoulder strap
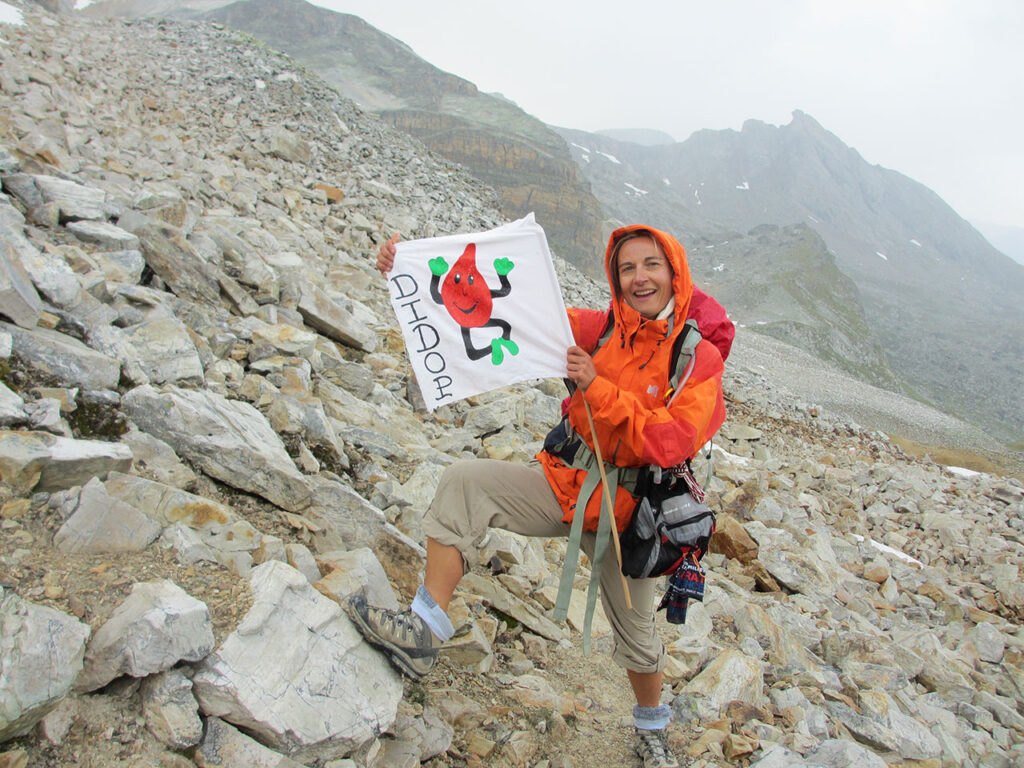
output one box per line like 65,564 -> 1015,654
666,319 -> 702,406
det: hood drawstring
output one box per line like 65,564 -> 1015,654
638,337 -> 664,370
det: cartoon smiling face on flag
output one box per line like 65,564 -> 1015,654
387,215 -> 574,411
429,243 -> 519,365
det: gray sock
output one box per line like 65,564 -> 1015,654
633,703 -> 671,731
411,585 -> 454,642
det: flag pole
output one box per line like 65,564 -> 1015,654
583,399 -> 632,611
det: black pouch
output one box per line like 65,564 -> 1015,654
542,416 -> 580,465
619,470 -> 715,579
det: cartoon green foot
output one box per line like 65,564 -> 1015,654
490,337 -> 519,365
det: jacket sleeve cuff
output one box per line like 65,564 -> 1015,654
582,376 -> 615,410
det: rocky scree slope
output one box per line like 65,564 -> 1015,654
79,0 -> 610,281
1,6 -> 1024,768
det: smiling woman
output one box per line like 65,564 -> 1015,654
611,233 -> 675,320
359,222 -> 731,768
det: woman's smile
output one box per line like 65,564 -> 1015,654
615,237 -> 673,319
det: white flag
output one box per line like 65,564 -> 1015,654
387,214 -> 575,411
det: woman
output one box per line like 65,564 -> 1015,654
351,225 -> 728,768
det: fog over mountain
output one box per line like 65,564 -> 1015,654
974,221 -> 1024,267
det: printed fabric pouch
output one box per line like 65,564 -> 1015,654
619,463 -> 716,624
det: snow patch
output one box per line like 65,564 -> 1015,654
807,215 -> 820,223
254,78 -> 266,90
662,178 -> 671,186
713,263 -> 725,272
910,238 -> 922,247
851,534 -> 924,567
74,0 -> 96,8
597,150 -> 621,165
624,182 -> 648,197
736,181 -> 750,190
946,465 -> 982,478
0,1 -> 24,29
876,251 -> 888,261
570,142 -> 590,153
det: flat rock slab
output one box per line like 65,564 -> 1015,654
3,321 -> 121,391
54,476 -> 162,554
297,284 -> 377,353
0,227 -> 43,328
0,429 -> 133,494
66,219 -> 140,250
121,384 -> 310,512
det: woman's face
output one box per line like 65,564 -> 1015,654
615,237 -> 673,319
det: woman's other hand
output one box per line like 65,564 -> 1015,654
566,346 -> 597,391
377,233 -> 400,274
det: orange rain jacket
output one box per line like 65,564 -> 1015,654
536,225 -> 728,532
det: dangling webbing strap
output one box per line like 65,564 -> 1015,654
552,444 -> 621,654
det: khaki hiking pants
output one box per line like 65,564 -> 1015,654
422,458 -> 667,674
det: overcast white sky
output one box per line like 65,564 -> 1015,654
308,0 -> 1023,230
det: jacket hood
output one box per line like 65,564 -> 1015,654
605,224 -> 693,335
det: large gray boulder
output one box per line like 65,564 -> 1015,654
0,587 -> 91,741
125,218 -> 221,305
191,561 -> 403,762
297,284 -> 377,352
0,203 -> 43,328
0,381 -> 27,427
53,476 -> 162,554
3,174 -> 109,221
90,314 -> 205,386
77,580 -> 215,692
0,429 -> 133,494
2,321 -> 121,391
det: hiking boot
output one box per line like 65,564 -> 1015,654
347,594 -> 442,680
635,727 -> 680,768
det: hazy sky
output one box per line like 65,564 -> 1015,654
308,1 -> 1023,229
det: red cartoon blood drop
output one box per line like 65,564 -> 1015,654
441,243 -> 492,328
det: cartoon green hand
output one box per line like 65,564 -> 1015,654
494,257 -> 515,276
429,256 -> 449,276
